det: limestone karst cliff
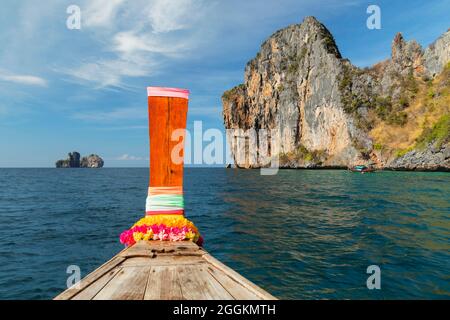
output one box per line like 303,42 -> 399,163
56,152 -> 104,168
222,17 -> 449,170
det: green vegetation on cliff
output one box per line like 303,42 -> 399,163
223,84 -> 245,101
338,64 -> 417,128
372,61 -> 450,159
279,145 -> 327,165
416,115 -> 450,150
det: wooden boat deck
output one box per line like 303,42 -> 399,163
55,241 -> 276,300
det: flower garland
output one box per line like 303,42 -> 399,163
119,215 -> 203,247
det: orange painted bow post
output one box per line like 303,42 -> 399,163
119,87 -> 202,247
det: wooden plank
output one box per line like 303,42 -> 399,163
145,240 -> 200,252
71,267 -> 122,300
122,256 -> 205,267
207,265 -> 260,300
119,241 -> 154,257
121,249 -> 204,259
144,266 -> 183,300
55,241 -> 277,300
93,266 -> 151,300
119,241 -> 202,258
203,253 -> 276,300
177,265 -> 234,300
54,255 -> 126,300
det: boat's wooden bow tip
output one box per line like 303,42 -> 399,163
54,241 -> 276,300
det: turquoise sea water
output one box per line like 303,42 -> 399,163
0,168 -> 448,299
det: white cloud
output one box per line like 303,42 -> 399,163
113,31 -> 191,56
61,0 -> 207,88
147,0 -> 202,33
64,58 -> 152,88
84,0 -> 125,28
83,0 -> 204,33
73,106 -> 146,122
116,154 -> 146,161
113,31 -> 151,54
3,0 -> 363,93
0,73 -> 47,87
94,125 -> 148,131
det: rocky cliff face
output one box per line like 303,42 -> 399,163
56,152 -> 104,168
223,17 -> 449,170
80,154 -> 104,168
390,142 -> 449,171
424,29 -> 450,77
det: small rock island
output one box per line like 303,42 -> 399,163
56,152 -> 104,168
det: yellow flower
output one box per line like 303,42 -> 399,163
193,233 -> 200,242
185,231 -> 194,240
132,215 -> 199,233
143,231 -> 153,241
133,232 -> 144,242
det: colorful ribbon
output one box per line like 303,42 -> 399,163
145,186 -> 184,216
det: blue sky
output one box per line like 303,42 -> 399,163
0,0 -> 448,167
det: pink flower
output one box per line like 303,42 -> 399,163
156,229 -> 169,241
119,230 -> 136,246
119,222 -> 203,246
169,230 -> 186,241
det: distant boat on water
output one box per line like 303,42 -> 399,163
349,165 -> 376,173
